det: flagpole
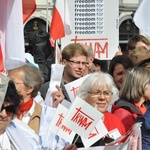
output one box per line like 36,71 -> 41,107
46,0 -> 49,32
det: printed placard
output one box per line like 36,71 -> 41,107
48,104 -> 75,144
62,0 -> 119,60
64,74 -> 90,102
62,96 -> 103,138
81,119 -> 108,148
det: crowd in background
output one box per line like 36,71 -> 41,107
1,34 -> 150,150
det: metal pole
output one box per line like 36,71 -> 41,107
46,0 -> 49,32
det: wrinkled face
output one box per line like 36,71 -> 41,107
0,102 -> 14,134
8,70 -> 28,99
113,64 -> 126,90
63,55 -> 87,82
85,85 -> 112,113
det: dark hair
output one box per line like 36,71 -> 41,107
109,55 -> 134,77
5,80 -> 22,114
93,59 -> 108,72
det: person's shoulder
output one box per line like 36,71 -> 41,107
104,111 -> 123,120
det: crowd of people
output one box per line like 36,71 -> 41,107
1,34 -> 150,149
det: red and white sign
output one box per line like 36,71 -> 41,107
62,96 -> 103,138
61,0 -> 119,60
48,104 -> 75,144
81,119 -> 108,148
64,74 -> 90,102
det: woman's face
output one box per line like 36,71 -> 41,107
85,85 -> 112,113
144,84 -> 150,100
113,64 -> 126,90
0,102 -> 14,135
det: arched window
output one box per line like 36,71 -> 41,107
24,18 -> 49,51
119,19 -> 139,54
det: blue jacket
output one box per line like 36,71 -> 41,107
137,107 -> 150,150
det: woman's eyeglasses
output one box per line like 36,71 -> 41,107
89,90 -> 113,97
0,104 -> 16,116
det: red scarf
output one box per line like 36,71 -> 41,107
17,98 -> 33,119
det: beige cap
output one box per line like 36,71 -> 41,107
128,46 -> 150,65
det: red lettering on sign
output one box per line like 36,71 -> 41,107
70,86 -> 79,97
71,107 -> 94,130
88,127 -> 99,139
56,113 -> 64,127
61,125 -> 72,135
71,36 -> 109,58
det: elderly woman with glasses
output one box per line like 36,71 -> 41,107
74,72 -> 125,148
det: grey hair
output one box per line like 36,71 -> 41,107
77,72 -> 119,104
88,48 -> 94,57
10,65 -> 44,98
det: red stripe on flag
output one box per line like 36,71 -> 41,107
22,0 -> 36,23
0,44 -> 4,72
50,7 -> 65,40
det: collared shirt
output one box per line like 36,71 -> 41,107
22,101 -> 35,124
0,132 -> 11,150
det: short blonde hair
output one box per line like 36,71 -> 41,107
119,67 -> 150,102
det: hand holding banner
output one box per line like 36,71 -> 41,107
45,64 -> 64,107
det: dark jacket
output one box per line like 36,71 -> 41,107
137,107 -> 150,150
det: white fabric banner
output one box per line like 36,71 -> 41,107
0,0 -> 25,71
134,0 -> 150,38
45,64 -> 64,107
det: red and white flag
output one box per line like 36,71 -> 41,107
23,0 -> 36,23
50,0 -> 71,40
0,1 -> 6,72
0,37 -> 4,72
0,0 -> 26,71
134,0 -> 150,37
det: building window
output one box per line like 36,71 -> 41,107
24,18 -> 49,51
119,19 -> 139,54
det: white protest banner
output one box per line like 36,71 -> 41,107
134,0 -> 150,38
0,0 -> 25,71
48,104 -> 75,144
61,0 -> 119,60
45,64 -> 64,107
81,119 -> 108,148
61,99 -> 72,109
62,96 -> 103,138
64,74 -> 90,102
78,123 -> 141,150
101,122 -> 142,150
